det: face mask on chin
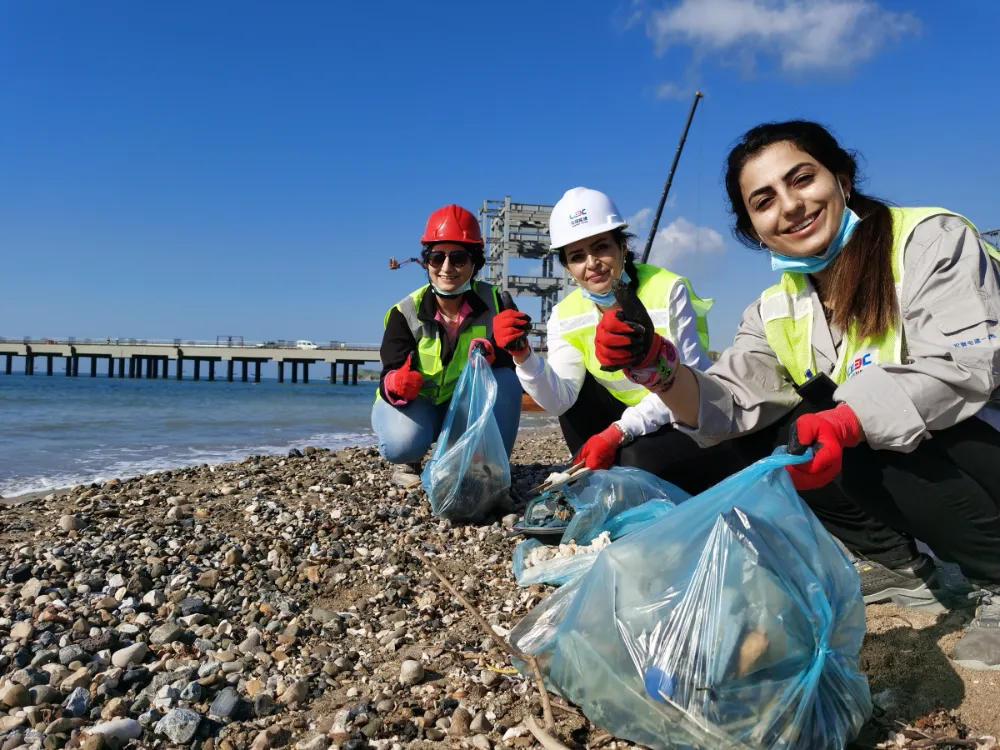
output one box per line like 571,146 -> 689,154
767,183 -> 860,274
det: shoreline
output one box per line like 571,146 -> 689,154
0,417 -> 559,505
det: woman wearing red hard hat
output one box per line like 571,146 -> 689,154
371,204 -> 522,467
492,187 -> 746,494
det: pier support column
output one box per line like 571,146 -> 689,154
227,360 -> 234,382
47,355 -> 54,376
241,360 -> 248,382
90,357 -> 98,378
147,358 -> 154,379
65,356 -> 72,376
303,362 -> 310,384
5,354 -> 12,375
26,354 -> 34,376
107,357 -> 113,378
342,361 -> 349,385
277,361 -> 284,383
72,356 -> 80,377
119,358 -> 125,378
330,362 -> 336,384
176,358 -> 183,380
291,361 -> 298,384
128,357 -> 135,378
254,361 -> 261,383
194,360 -> 201,381
208,361 -> 215,381
155,358 -> 162,379
352,362 -> 358,385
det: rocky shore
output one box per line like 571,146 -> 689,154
0,427 -> 995,750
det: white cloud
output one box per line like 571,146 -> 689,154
647,217 -> 725,268
654,81 -> 689,100
627,207 -> 653,230
646,0 -> 920,73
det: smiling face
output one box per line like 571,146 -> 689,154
425,242 -> 475,293
562,231 -> 624,294
739,141 -> 851,258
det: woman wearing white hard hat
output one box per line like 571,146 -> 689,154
493,187 -> 746,493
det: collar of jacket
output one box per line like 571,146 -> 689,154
415,281 -> 489,323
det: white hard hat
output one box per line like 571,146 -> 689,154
549,187 -> 628,250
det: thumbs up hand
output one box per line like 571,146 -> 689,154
494,291 -> 532,359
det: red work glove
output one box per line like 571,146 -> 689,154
469,338 -> 496,365
494,308 -> 532,356
595,309 -> 663,369
572,424 -> 625,471
786,404 -> 862,491
385,354 -> 424,403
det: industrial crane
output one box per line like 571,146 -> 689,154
388,256 -> 425,271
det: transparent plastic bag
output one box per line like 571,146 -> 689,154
523,467 -> 691,544
510,451 -> 871,750
420,348 -> 510,522
512,473 -> 685,588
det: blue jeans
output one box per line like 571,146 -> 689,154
371,367 -> 522,464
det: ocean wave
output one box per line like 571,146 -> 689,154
0,430 -> 376,498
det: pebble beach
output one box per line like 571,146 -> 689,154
0,427 -> 997,750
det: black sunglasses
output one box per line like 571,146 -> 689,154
424,250 -> 471,269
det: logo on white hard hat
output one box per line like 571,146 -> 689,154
569,208 -> 588,228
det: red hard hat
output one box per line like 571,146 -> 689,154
421,204 -> 484,248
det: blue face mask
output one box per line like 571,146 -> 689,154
581,269 -> 632,306
430,278 -> 473,298
768,193 -> 861,274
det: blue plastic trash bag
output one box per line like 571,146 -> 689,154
510,451 -> 871,750
522,467 -> 691,544
420,348 -> 510,522
512,468 -> 689,587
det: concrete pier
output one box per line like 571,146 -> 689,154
0,339 -> 385,386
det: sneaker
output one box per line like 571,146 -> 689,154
951,585 -> 1000,670
850,552 -> 950,612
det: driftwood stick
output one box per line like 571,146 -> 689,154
526,716 -> 572,750
411,549 -> 556,730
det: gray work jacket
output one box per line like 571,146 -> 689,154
687,215 -> 1000,452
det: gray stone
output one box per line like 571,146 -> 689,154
149,623 -> 183,645
425,729 -> 446,741
86,719 -> 142,743
470,712 -> 493,733
180,681 -> 201,701
280,679 -> 309,705
156,709 -> 201,744
472,735 -> 491,750
153,685 -> 179,710
253,693 -> 276,718
20,579 -> 43,600
399,660 -> 424,686
501,514 -> 519,529
297,736 -> 330,750
58,515 -> 82,532
312,607 -> 340,625
45,718 -> 77,735
251,726 -> 288,750
111,643 -> 147,668
238,631 -> 261,654
58,646 -> 86,666
1,731 -> 24,750
376,699 -> 394,714
108,574 -> 126,589
179,597 -> 207,616
63,687 -> 90,717
481,669 -> 502,690
29,686 -> 62,705
209,686 -> 240,720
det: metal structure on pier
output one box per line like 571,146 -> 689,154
478,197 -> 570,348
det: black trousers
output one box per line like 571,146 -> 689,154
558,373 -> 751,496
728,394 -> 1000,585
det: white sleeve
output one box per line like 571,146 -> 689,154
669,281 -> 712,372
614,280 -> 709,438
514,308 -> 586,416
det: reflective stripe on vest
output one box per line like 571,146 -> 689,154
554,263 -> 713,405
761,207 -> 1000,386
379,281 -> 499,404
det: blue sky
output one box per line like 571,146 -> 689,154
2,0 -> 998,353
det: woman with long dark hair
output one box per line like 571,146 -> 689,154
593,121 -> 1000,669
